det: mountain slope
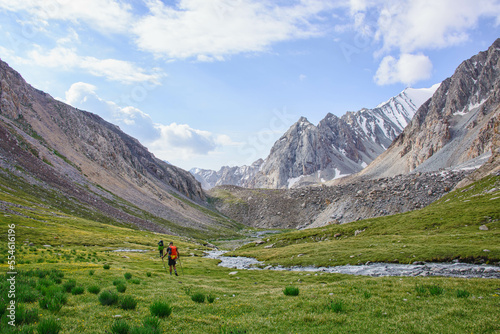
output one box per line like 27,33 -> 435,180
248,86 -> 437,189
359,38 -> 500,179
0,59 -> 241,238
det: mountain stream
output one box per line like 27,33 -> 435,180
204,251 -> 500,279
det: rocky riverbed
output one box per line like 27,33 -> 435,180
204,251 -> 500,279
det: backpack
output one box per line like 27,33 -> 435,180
169,245 -> 178,260
158,241 -> 164,250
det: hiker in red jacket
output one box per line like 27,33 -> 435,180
163,242 -> 179,276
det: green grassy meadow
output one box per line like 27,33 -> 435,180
0,175 -> 499,333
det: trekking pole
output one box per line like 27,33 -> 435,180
178,257 -> 184,275
161,256 -> 168,274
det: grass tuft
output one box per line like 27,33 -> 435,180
111,319 -> 130,334
120,295 -> 138,310
37,317 -> 62,334
207,294 -> 216,303
191,292 -> 206,303
456,289 -> 470,298
99,290 -> 120,306
283,286 -> 299,296
116,283 -> 127,293
62,279 -> 76,293
328,300 -> 345,313
150,301 -> 172,318
88,285 -> 101,294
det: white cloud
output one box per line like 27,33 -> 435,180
23,45 -> 162,84
339,0 -> 500,85
63,82 -> 236,161
373,0 -> 500,54
133,0 -> 337,60
374,53 -> 432,86
0,0 -> 133,33
149,123 -> 235,158
342,0 -> 500,54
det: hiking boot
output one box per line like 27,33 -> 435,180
175,272 -> 178,276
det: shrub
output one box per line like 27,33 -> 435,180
150,301 -> 172,318
130,279 -> 141,285
116,284 -> 127,293
71,286 -> 84,295
124,273 -> 132,280
146,272 -> 152,277
283,286 -> 299,296
62,279 -> 76,293
89,270 -> 95,276
99,290 -> 120,306
88,285 -> 101,294
207,294 -> 216,303
363,291 -> 372,299
103,264 -> 111,270
456,289 -> 470,298
120,296 -> 137,310
191,292 -> 205,303
111,319 -> 130,334
37,317 -> 61,334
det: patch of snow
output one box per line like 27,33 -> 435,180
287,175 -> 305,188
333,168 -> 349,180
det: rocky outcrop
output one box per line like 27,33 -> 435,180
0,59 -> 239,237
209,170 -> 471,229
360,38 -> 500,179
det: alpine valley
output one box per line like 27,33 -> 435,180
0,32 -> 499,334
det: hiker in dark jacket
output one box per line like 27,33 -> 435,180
158,240 -> 164,258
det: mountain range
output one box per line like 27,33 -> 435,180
0,59 -> 240,239
208,39 -> 500,229
1,38 -> 499,236
191,85 -> 439,189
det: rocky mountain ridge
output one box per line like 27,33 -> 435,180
192,86 -> 437,189
190,159 -> 264,190
359,38 -> 500,179
0,59 -> 240,237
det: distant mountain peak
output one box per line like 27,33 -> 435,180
192,85 -> 437,189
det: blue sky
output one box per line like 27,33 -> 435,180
0,0 -> 499,171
